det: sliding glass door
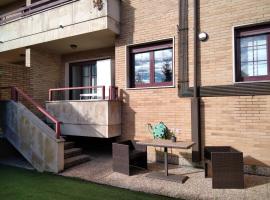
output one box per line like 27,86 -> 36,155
70,61 -> 97,100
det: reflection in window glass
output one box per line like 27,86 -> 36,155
134,52 -> 150,84
154,49 -> 173,83
240,35 -> 268,77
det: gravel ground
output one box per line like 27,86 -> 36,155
60,152 -> 270,200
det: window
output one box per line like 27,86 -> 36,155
69,61 -> 97,100
235,24 -> 270,82
129,40 -> 173,88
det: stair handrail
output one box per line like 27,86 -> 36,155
0,86 -> 61,139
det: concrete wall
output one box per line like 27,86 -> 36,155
0,0 -> 121,52
0,100 -> 64,173
46,100 -> 121,138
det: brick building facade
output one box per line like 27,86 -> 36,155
0,0 -> 269,175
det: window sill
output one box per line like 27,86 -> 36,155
126,85 -> 175,90
234,79 -> 270,84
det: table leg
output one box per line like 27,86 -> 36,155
164,147 -> 168,176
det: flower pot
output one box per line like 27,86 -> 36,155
171,136 -> 176,142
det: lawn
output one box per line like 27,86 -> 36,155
0,165 -> 175,200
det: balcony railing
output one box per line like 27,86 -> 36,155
48,86 -> 119,101
0,0 -> 76,25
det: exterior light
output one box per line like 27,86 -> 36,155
70,44 -> 78,50
198,32 -> 208,42
59,25 -> 64,29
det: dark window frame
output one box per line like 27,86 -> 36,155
129,40 -> 174,88
235,24 -> 270,82
69,60 -> 97,99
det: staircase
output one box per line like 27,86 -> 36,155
64,141 -> 90,169
0,86 -> 91,172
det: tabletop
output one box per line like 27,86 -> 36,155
136,139 -> 195,149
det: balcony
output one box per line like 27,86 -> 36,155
45,86 -> 121,138
0,0 -> 120,53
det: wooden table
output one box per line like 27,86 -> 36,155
137,139 -> 195,183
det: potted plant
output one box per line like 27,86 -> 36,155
147,122 -> 169,139
170,132 -> 177,142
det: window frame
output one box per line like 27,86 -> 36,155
235,24 -> 270,82
128,39 -> 174,88
69,60 -> 97,99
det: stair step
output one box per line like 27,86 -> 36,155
64,141 -> 75,150
64,154 -> 90,169
64,148 -> 82,159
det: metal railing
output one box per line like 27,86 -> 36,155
49,86 -> 119,101
0,0 -> 76,25
0,86 -> 61,139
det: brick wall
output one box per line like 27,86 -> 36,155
196,0 -> 270,169
115,0 -> 193,163
115,0 -> 270,169
30,48 -> 62,106
0,63 -> 30,99
1,0 -> 269,172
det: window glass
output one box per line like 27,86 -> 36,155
130,40 -> 173,87
240,35 -> 268,77
154,49 -> 173,83
134,52 -> 150,84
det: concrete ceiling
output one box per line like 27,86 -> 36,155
0,30 -> 116,64
0,0 -> 18,7
33,30 -> 116,55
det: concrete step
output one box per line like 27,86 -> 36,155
64,154 -> 90,169
64,148 -> 82,159
64,141 -> 75,150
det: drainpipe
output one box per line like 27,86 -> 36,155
178,0 -> 201,162
191,0 -> 201,162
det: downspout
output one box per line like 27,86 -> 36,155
178,0 -> 201,162
191,0 -> 201,162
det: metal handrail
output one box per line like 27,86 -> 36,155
0,0 -> 76,25
0,86 -> 61,139
49,85 -> 106,101
49,86 -> 119,101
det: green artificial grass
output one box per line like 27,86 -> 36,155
0,165 -> 176,200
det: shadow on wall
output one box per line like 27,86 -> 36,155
117,0 -> 135,45
119,89 -> 136,140
200,100 -> 270,176
200,100 -> 206,161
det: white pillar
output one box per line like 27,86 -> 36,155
25,48 -> 31,67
